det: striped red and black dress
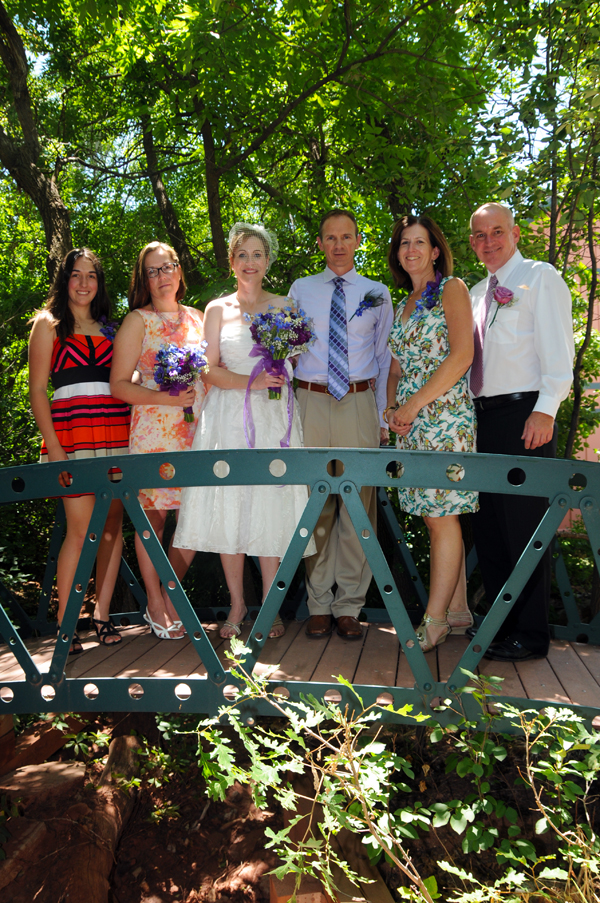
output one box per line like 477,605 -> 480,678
40,334 -> 130,463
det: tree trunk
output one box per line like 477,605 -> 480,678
0,1 -> 71,281
141,115 -> 205,289
201,117 -> 229,273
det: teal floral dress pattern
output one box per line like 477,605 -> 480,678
388,275 -> 478,517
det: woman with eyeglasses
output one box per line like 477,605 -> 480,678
111,242 -> 204,639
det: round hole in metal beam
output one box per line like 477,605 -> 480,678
142,530 -> 151,540
159,462 -> 175,481
569,473 -> 587,492
75,584 -> 83,593
386,461 -> 405,479
405,639 -> 415,649
269,458 -> 286,478
507,468 -> 526,486
376,692 -> 394,706
324,688 -> 342,704
276,581 -> 286,590
194,631 -> 202,640
533,541 -> 543,550
383,584 -> 393,594
41,685 -> 56,702
11,476 -> 25,493
213,460 -> 230,479
223,684 -> 239,701
446,463 -> 465,482
503,593 -> 512,602
128,683 -> 144,700
299,527 -> 308,538
167,580 -> 176,590
255,633 -> 263,641
273,686 -> 290,699
88,532 -> 97,542
175,683 -> 192,700
473,645 -> 482,654
327,459 -> 344,476
83,683 -> 99,699
361,529 -> 371,539
0,686 -> 14,703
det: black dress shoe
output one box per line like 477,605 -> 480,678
483,639 -> 545,662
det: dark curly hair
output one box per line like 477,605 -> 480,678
43,248 -> 111,343
388,215 -> 453,291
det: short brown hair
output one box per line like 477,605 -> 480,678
388,215 -> 453,290
128,241 -> 186,311
318,209 -> 359,240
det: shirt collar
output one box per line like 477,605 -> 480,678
323,266 -> 358,284
489,249 -> 523,284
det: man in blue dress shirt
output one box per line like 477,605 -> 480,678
289,210 -> 393,639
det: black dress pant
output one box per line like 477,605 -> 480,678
472,395 -> 557,655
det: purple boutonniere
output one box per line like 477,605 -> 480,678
349,290 -> 386,321
489,284 -> 518,327
98,316 -> 118,342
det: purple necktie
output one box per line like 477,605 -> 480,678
470,274 -> 498,397
327,277 -> 349,400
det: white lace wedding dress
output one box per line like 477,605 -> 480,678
173,319 -> 316,558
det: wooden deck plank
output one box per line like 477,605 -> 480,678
0,635 -> 57,680
569,641 -> 600,686
73,631 -> 160,678
269,622 -> 329,682
546,640 -> 600,708
253,620 -> 304,678
66,626 -> 148,678
153,622 -> 221,679
438,636 -> 470,684
479,659 -> 526,699
311,631 -> 367,685
353,624 -> 398,688
396,644 -> 438,688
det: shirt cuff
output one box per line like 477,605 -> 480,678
533,394 -> 560,419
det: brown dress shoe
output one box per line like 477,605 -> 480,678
305,615 -> 333,638
336,616 -> 363,640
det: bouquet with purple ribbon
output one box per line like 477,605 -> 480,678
153,342 -> 209,422
243,305 -> 313,448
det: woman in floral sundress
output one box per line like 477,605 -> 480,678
386,215 -> 477,653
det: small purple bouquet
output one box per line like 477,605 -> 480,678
349,290 -> 386,321
98,316 -> 118,341
245,305 -> 313,400
153,342 -> 209,422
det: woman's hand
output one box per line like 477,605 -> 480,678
251,369 -> 286,391
159,385 -> 196,407
388,401 -> 418,436
46,445 -> 72,487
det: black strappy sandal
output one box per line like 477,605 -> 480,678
92,617 -> 122,646
57,624 -> 84,655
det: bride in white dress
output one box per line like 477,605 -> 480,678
173,223 -> 315,639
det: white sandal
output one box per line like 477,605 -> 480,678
143,611 -> 184,640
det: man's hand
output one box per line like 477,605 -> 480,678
522,411 -> 555,450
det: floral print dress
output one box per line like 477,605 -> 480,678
388,276 -> 478,517
129,306 -> 205,509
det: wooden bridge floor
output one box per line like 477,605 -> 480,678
1,622 -> 599,717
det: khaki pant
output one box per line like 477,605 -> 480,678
297,387 -> 379,618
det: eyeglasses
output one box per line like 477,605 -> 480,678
146,262 -> 180,278
235,251 -> 266,263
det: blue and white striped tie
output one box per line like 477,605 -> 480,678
327,277 -> 350,400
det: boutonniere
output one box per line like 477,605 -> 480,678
349,290 -> 385,321
98,316 -> 118,341
489,285 -> 518,327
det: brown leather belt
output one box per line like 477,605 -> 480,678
296,379 -> 371,396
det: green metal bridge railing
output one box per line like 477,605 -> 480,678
0,448 -> 598,731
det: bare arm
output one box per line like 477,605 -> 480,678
389,278 -> 474,429
202,302 -> 285,392
110,311 -> 195,408
28,313 -> 67,462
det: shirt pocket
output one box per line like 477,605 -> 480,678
487,309 -> 519,345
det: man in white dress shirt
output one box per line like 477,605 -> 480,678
289,210 -> 393,639
468,202 -> 574,661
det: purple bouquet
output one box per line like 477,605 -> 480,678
153,342 -> 209,422
245,305 -> 313,400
